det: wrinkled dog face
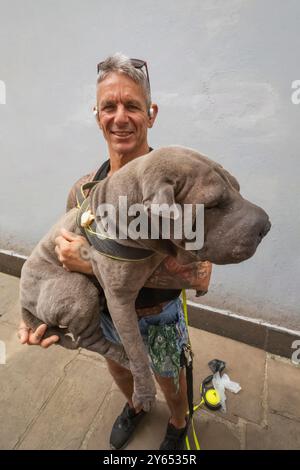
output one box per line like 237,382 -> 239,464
140,147 -> 271,266
99,146 -> 271,266
191,159 -> 271,265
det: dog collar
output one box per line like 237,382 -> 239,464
76,182 -> 154,262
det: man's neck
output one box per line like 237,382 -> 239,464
108,144 -> 151,175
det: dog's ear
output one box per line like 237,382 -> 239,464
215,164 -> 240,192
225,170 -> 240,192
143,181 -> 180,219
141,174 -> 202,261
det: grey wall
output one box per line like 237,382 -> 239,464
0,0 -> 299,329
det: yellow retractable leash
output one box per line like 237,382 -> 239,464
181,290 -> 222,451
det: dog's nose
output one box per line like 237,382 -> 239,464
258,219 -> 271,241
264,219 -> 271,236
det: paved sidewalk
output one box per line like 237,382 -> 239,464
1,272 -> 300,450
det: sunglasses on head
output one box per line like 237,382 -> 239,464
97,58 -> 150,91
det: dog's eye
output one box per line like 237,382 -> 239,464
205,189 -> 229,210
217,189 -> 230,208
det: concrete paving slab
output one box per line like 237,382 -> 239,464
191,410 -> 241,450
189,326 -> 266,425
85,387 -> 170,450
0,322 -> 78,450
126,401 -> 170,451
246,412 -> 300,450
1,272 -> 300,451
0,272 -> 20,326
18,355 -> 113,450
1,298 -> 21,329
267,355 -> 300,420
83,387 -> 124,450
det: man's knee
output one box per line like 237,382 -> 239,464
155,369 -> 186,396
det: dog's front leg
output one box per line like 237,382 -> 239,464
106,294 -> 156,412
91,249 -> 163,412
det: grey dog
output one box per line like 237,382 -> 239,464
20,146 -> 271,412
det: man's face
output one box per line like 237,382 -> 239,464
96,72 -> 156,157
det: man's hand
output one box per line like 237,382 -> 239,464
54,228 -> 93,274
18,320 -> 59,348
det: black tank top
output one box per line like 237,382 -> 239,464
92,154 -> 181,309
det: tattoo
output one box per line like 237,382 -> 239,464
145,257 -> 212,290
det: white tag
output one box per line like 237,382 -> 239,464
81,210 -> 95,228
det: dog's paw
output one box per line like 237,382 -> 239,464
132,392 -> 156,413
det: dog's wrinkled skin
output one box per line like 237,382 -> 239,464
20,146 -> 271,411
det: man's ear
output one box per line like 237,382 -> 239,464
147,103 -> 158,128
93,106 -> 102,130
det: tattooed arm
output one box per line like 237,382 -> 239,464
144,258 -> 212,295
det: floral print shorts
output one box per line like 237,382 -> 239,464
100,297 -> 189,388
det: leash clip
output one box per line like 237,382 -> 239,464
183,344 -> 193,367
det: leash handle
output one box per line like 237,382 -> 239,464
182,289 -> 202,450
181,289 -> 194,419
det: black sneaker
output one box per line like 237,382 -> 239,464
109,403 -> 147,450
159,418 -> 189,450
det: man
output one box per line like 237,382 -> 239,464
18,53 -> 210,450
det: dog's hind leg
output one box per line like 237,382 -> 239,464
68,311 -> 130,369
21,307 -> 78,349
22,272 -> 129,366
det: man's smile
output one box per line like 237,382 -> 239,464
111,131 -> 134,138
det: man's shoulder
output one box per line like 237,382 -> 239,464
66,170 -> 97,212
65,160 -> 110,212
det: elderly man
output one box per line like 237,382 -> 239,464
18,53 -> 210,450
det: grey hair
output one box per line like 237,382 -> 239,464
97,52 -> 151,109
